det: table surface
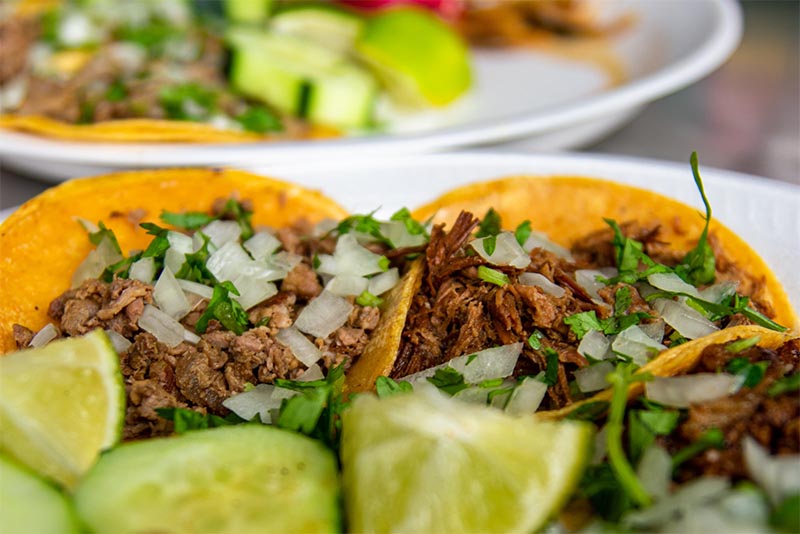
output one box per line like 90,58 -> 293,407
1,1 -> 797,210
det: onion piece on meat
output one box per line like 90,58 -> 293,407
71,236 -> 123,288
575,268 -> 617,300
636,444 -> 672,501
0,75 -> 27,111
368,268 -> 399,296
176,279 -> 214,300
522,231 -> 573,259
315,254 -> 338,276
504,377 -> 547,415
452,387 -> 490,405
611,325 -> 667,366
471,232 -> 531,269
332,234 -> 386,277
206,241 -> 251,283
326,275 -> 368,297
104,329 -> 132,353
654,298 -> 719,340
578,329 -> 612,360
153,268 -> 191,320
638,319 -> 666,343
647,272 -> 702,299
623,477 -> 731,530
243,231 -> 282,261
138,304 -> 185,347
276,326 -> 322,367
298,363 -> 325,382
403,343 -> 523,385
200,220 -> 241,247
28,324 -> 59,348
574,360 -> 615,393
129,256 -> 156,284
223,384 -> 281,424
700,281 -> 739,304
183,329 -> 200,344
231,275 -> 278,311
518,272 -> 565,298
380,221 -> 428,248
645,373 -> 739,408
164,231 -> 194,273
293,291 -> 353,339
743,436 -> 800,505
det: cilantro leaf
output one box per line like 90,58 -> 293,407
768,372 -> 800,397
175,233 -> 216,285
160,210 -> 215,230
614,286 -> 632,316
602,219 -> 671,285
527,329 -> 544,350
155,407 -> 240,434
770,494 -> 800,533
356,290 -> 383,307
219,198 -> 255,241
564,311 -> 607,339
542,347 -> 559,386
390,207 -> 429,238
483,234 -> 497,255
725,336 -> 761,353
476,208 -> 501,238
375,376 -> 413,398
235,106 -> 283,133
195,281 -> 249,335
477,266 -> 509,287
727,358 -> 769,388
566,400 -> 610,421
671,428 -> 725,471
159,83 -> 217,121
277,387 -> 328,434
674,152 -> 716,286
628,407 -> 680,464
88,221 -> 122,255
514,220 -> 532,246
427,367 -> 468,396
105,79 -> 127,102
336,211 -> 392,246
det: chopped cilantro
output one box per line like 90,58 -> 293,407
564,311 -> 607,339
771,494 -> 800,533
175,233 -> 216,285
356,291 -> 383,308
673,152 -> 716,286
160,210 -> 215,230
195,281 -> 249,335
542,348 -> 559,386
88,221 -> 122,255
118,20 -> 177,56
477,266 -> 509,287
159,83 -> 217,121
628,407 -> 680,464
476,208 -> 501,238
671,428 -> 725,471
466,354 -> 478,365
155,407 -> 241,434
479,378 -> 504,389
277,386 -> 328,434
105,80 -> 128,102
527,329 -> 544,350
602,219 -> 671,285
219,198 -> 255,241
614,286 -> 632,316
579,463 -> 633,522
486,386 -> 514,407
235,106 -> 283,133
335,211 -> 392,246
390,207 -> 429,238
483,234 -> 497,255
312,253 -> 321,270
726,336 -> 762,353
566,400 -> 610,421
375,376 -> 413,398
378,256 -> 390,271
768,373 -> 800,397
427,367 -> 468,396
514,220 -> 532,246
727,358 -> 769,388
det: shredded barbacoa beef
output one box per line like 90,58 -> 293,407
393,211 -> 774,411
661,339 -> 799,482
17,222 -> 384,440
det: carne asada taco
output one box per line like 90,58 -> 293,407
344,163 -> 796,420
0,169 -> 422,439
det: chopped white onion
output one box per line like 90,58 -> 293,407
28,324 -> 59,348
167,231 -> 193,254
578,329 -> 612,360
700,281 -> 739,304
243,231 -> 281,261
368,268 -> 399,296
164,248 -> 186,274
592,425 -> 608,464
58,12 -> 100,47
231,275 -> 278,310
449,343 -> 523,384
624,477 -> 731,529
192,232 -> 214,253
129,257 -> 156,284
138,304 -> 185,347
176,279 -> 214,300
380,221 -> 428,248
293,291 -> 353,339
222,384 -> 281,423
452,387 -> 490,405
313,218 -> 338,238
505,377 -> 547,415
654,298 -> 719,340
270,252 -> 303,272
518,272 -> 565,297
183,329 -> 200,344
104,329 -> 132,353
471,232 -> 531,269
206,241 -> 251,283
645,373 -> 739,408
0,75 -> 27,111
315,254 -> 338,276
574,360 -> 615,393
647,272 -> 702,298
201,220 -> 241,248
332,234 -> 386,277
108,42 -> 147,73
522,231 -> 573,259
71,236 -> 123,288
638,319 -> 666,343
298,363 -> 325,382
636,444 -> 672,500
743,436 -> 800,505
276,326 -> 322,366
575,268 -> 617,300
611,325 -> 667,366
153,268 -> 191,320
325,275 -> 368,297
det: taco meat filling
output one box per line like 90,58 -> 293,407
13,200 -> 419,440
392,210 -> 782,411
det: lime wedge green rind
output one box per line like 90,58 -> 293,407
0,329 -> 124,489
74,425 -> 341,533
341,389 -> 593,533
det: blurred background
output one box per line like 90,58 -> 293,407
0,0 -> 798,209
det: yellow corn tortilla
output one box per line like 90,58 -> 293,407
0,168 -> 348,353
412,176 -> 797,330
0,116 -> 340,143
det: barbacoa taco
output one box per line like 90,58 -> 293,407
344,157 -> 796,421
0,168 -> 422,439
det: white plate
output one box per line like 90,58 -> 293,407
0,0 -> 741,181
253,152 -> 800,316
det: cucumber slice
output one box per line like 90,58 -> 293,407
0,455 -> 79,534
307,63 -> 377,129
271,5 -> 364,52
225,0 -> 272,24
74,426 -> 340,533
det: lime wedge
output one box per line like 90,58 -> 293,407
341,388 -> 592,533
356,7 -> 471,107
0,454 -> 79,533
0,329 -> 124,489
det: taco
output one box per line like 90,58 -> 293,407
344,164 -> 796,419
0,169 -> 421,439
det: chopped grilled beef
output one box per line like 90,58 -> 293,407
12,324 -> 34,349
0,16 -> 38,84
